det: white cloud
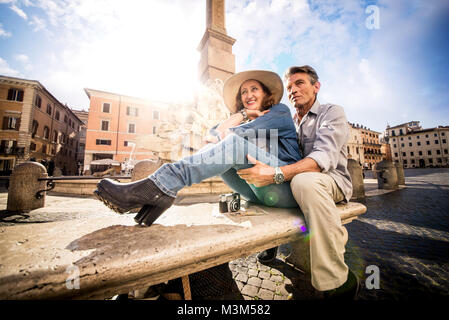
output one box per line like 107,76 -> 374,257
14,53 -> 29,63
29,15 -> 46,31
10,4 -> 28,20
0,57 -> 22,77
14,53 -> 33,71
0,23 -> 12,38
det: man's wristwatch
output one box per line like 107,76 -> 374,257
273,167 -> 285,184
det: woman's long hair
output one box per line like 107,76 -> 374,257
235,80 -> 275,112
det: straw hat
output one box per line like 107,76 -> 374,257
223,70 -> 284,113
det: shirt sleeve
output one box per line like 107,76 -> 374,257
229,104 -> 291,138
306,105 -> 349,172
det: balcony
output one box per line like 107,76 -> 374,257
363,142 -> 382,147
0,146 -> 25,156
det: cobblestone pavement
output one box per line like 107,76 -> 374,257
1,168 -> 448,300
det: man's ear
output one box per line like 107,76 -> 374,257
314,81 -> 321,94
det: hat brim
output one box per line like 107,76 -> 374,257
223,70 -> 283,113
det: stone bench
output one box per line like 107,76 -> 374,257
0,196 -> 366,300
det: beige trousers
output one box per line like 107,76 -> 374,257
290,172 -> 349,291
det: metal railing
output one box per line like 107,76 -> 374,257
0,175 -> 132,199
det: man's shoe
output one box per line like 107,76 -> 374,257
94,178 -> 175,226
257,247 -> 278,263
323,269 -> 360,300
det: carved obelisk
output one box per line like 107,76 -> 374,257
198,0 -> 236,84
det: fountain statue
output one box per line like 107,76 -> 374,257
131,79 -> 230,164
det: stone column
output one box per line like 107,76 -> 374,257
394,161 -> 405,185
131,159 -> 162,181
376,160 -> 398,190
198,0 -> 236,84
7,162 -> 48,212
347,159 -> 365,199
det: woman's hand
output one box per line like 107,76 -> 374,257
203,134 -> 220,144
245,108 -> 270,120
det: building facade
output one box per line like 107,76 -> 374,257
84,88 -> 169,173
386,121 -> 449,168
0,75 -> 83,175
346,122 -> 364,165
347,123 -> 382,169
72,109 -> 88,175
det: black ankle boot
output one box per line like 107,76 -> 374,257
94,178 -> 175,224
257,247 -> 278,263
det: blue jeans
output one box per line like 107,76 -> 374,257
149,134 -> 299,208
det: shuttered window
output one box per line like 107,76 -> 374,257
7,88 -> 24,102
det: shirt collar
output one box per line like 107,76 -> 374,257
293,99 -> 320,126
308,99 -> 320,116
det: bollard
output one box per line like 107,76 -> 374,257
372,163 -> 377,179
394,161 -> 405,185
347,159 -> 365,199
7,162 -> 48,212
131,159 -> 162,181
375,160 -> 398,190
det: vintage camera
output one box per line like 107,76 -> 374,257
219,193 -> 241,213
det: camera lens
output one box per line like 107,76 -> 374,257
229,199 -> 240,212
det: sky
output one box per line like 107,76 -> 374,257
0,0 -> 448,133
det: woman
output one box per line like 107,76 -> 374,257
94,70 -> 302,228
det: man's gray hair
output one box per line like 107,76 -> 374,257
284,65 -> 319,85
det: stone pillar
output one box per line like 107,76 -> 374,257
131,159 -> 162,182
376,160 -> 398,190
7,162 -> 48,212
347,159 -> 365,199
198,0 -> 236,84
394,161 -> 405,185
372,163 -> 377,179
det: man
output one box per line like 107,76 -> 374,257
237,65 -> 359,299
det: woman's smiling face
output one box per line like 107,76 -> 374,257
240,80 -> 267,111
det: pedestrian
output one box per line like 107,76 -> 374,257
94,70 -> 302,227
237,65 -> 359,299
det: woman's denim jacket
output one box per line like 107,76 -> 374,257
210,103 -> 301,164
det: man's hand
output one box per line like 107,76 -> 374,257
237,155 -> 275,187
